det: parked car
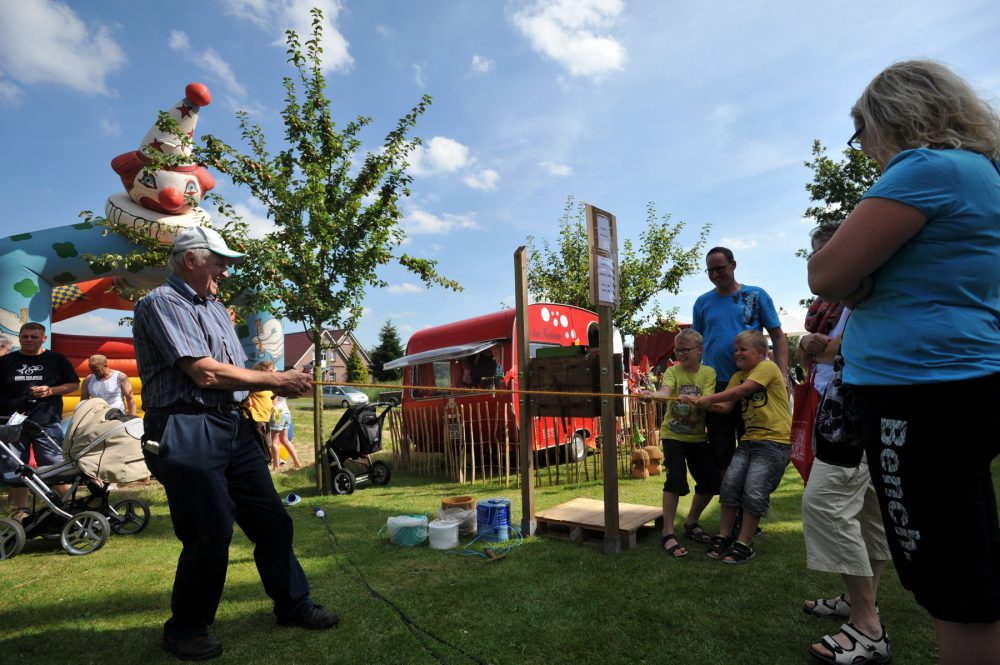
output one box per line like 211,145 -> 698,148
322,385 -> 369,409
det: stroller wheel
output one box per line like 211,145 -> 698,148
110,498 -> 151,536
0,518 -> 26,560
60,510 -> 111,556
332,468 -> 356,495
370,460 -> 392,486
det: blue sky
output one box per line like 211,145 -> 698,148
2,0 -> 998,351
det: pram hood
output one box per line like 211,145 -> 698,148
63,398 -> 149,483
326,403 -> 390,458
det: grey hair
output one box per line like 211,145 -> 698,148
168,247 -> 213,273
852,59 -> 1000,161
0,337 -> 12,352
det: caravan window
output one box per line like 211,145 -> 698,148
411,360 -> 456,399
410,345 -> 503,398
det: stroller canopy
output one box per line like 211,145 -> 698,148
63,398 -> 148,483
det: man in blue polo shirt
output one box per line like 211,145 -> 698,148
134,226 -> 334,661
692,247 -> 789,486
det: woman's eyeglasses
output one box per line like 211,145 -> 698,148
847,126 -> 864,150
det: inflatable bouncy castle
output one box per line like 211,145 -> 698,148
0,84 -> 285,415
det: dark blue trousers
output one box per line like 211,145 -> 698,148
143,410 -> 312,637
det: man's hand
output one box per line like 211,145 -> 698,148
274,370 -> 312,398
28,385 -> 52,398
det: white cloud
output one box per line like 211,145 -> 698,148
413,62 -> 426,88
228,199 -> 277,239
222,0 -> 353,73
375,24 -> 393,38
168,31 -> 247,98
0,0 -> 126,96
387,283 -> 423,294
0,72 -> 22,106
404,209 -> 480,235
539,160 -> 573,176
510,0 -> 627,79
408,137 -> 471,176
719,236 -> 759,251
471,54 -> 494,74
463,168 -> 500,191
52,311 -> 128,337
99,118 -> 122,137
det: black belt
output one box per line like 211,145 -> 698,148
146,403 -> 243,416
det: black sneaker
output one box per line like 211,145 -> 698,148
278,604 -> 339,630
163,634 -> 223,661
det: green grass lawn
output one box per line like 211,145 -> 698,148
0,401 -> 979,664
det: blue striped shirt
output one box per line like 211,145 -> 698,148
133,273 -> 249,408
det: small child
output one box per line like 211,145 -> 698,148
680,329 -> 791,564
269,394 -> 302,471
641,329 -> 717,558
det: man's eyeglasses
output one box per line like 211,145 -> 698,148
847,126 -> 864,151
675,346 -> 700,355
705,262 -> 732,276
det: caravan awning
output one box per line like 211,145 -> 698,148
382,340 -> 501,371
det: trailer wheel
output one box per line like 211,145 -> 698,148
110,498 -> 151,535
0,518 -> 26,560
565,433 -> 587,462
370,460 -> 392,486
332,468 -> 356,495
60,510 -> 110,556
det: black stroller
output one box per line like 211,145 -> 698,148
325,402 -> 393,495
0,399 -> 151,559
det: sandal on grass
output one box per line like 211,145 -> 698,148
706,535 -> 733,559
683,521 -> 713,544
804,593 -> 852,619
722,540 -> 755,564
660,534 -> 688,558
809,622 -> 891,664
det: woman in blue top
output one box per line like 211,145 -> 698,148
810,60 -> 1000,665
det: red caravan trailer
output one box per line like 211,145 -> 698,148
385,303 -> 621,460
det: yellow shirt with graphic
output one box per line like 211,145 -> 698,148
659,364 -> 716,443
245,390 -> 275,423
726,359 -> 791,444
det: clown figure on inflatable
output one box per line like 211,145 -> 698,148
0,83 -> 285,411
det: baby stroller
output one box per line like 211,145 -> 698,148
0,398 -> 152,559
325,402 -> 393,495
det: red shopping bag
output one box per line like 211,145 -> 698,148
789,368 -> 820,483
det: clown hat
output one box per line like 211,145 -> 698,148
137,82 -> 212,159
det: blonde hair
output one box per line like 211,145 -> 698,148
674,329 -> 703,348
88,354 -> 108,366
734,329 -> 768,353
852,60 -> 1000,160
253,360 -> 274,371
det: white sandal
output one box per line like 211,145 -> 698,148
804,593 -> 851,618
809,622 -> 891,664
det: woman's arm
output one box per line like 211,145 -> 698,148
808,197 -> 926,301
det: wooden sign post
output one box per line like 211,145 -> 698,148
514,246 -> 535,535
586,204 -> 621,556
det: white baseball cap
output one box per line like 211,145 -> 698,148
172,226 -> 245,262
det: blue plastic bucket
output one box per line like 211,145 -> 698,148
477,498 -> 511,542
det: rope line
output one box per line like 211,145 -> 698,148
311,380 -> 678,402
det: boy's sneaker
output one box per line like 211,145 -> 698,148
277,604 -> 339,629
163,634 -> 223,661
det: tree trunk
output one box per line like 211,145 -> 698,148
310,329 -> 330,494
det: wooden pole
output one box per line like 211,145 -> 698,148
514,247 -> 535,535
599,303 -> 620,555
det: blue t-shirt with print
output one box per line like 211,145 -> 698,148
843,148 -> 1000,385
692,285 -> 780,382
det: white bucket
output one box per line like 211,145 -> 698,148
428,519 -> 460,550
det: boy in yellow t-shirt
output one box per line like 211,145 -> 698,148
680,329 -> 791,564
641,329 -> 717,558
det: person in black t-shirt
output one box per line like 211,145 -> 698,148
0,322 -> 79,520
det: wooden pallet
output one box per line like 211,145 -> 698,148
535,497 -> 662,551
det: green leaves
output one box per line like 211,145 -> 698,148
525,196 -> 709,336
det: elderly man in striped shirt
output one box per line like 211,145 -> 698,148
134,226 -> 335,661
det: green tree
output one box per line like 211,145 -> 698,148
525,196 -> 709,336
84,8 -> 460,494
801,140 -> 881,250
368,319 -> 404,382
798,140 -> 881,305
345,345 -> 371,385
